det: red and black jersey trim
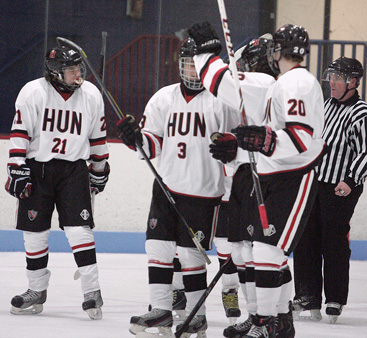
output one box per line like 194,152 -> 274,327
9,148 -> 26,158
144,132 -> 163,159
199,55 -> 229,97
284,122 -> 314,153
89,136 -> 107,147
10,129 -> 30,140
89,153 -> 109,162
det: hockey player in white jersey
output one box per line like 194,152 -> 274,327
5,44 -> 110,320
189,22 -> 326,338
117,38 -> 240,337
227,24 -> 326,338
187,22 -> 283,337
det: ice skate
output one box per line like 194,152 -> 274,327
82,289 -> 103,320
291,297 -> 322,321
222,288 -> 241,324
275,309 -> 295,338
326,302 -> 343,324
172,289 -> 187,322
223,314 -> 253,337
130,308 -> 173,337
176,314 -> 208,338
244,314 -> 276,338
10,289 -> 47,315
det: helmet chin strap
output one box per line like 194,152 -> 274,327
336,84 -> 356,102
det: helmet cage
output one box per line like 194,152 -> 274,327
179,56 -> 203,90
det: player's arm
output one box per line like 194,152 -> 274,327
88,92 -> 110,194
5,93 -> 34,199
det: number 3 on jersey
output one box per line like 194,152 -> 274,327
177,142 -> 186,158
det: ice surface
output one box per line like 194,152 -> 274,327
1,252 -> 366,338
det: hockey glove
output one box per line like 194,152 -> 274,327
89,162 -> 110,194
232,125 -> 276,157
209,132 -> 238,163
188,21 -> 222,56
5,164 -> 32,199
116,114 -> 143,150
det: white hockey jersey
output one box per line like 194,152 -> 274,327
138,83 -> 240,198
9,78 -> 109,167
193,54 -> 276,170
258,67 -> 325,175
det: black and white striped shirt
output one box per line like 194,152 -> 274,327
318,91 -> 367,187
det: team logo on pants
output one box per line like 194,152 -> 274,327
195,230 -> 205,242
268,224 -> 276,236
149,218 -> 158,229
80,209 -> 90,220
28,210 -> 38,221
247,224 -> 254,237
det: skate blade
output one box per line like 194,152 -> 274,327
228,317 -> 238,325
180,331 -> 207,338
86,307 -> 102,320
10,304 -> 43,315
293,309 -> 322,321
135,326 -> 174,337
173,310 -> 186,322
328,315 -> 339,324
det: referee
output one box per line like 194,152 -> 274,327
292,57 -> 367,324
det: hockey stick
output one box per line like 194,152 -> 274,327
174,257 -> 232,337
56,37 -> 211,264
216,0 -> 271,236
99,31 -> 107,91
90,32 -> 108,215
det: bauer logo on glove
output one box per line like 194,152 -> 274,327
5,164 -> 32,199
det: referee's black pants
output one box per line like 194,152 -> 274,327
293,181 -> 363,306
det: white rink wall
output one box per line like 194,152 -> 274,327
1,139 -> 367,240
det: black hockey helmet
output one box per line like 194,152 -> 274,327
179,37 -> 197,58
322,56 -> 363,87
179,38 -> 203,90
44,45 -> 86,90
238,34 -> 280,77
273,24 -> 310,58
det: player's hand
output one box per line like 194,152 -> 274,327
116,114 -> 143,150
335,181 -> 351,197
5,164 -> 32,199
232,125 -> 276,157
209,132 -> 238,163
89,162 -> 110,194
188,21 -> 222,56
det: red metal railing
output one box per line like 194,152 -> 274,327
88,35 -> 181,138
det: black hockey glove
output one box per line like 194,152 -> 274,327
116,114 -> 143,150
89,162 -> 110,194
232,125 -> 276,157
188,21 -> 222,56
5,164 -> 32,199
209,132 -> 238,164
